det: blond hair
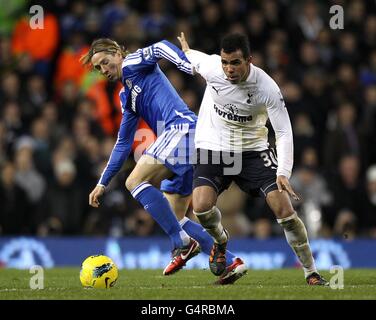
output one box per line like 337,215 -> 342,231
80,38 -> 129,66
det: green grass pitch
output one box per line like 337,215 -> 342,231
0,268 -> 375,300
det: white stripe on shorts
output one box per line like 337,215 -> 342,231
146,123 -> 190,161
157,123 -> 189,161
146,129 -> 171,155
148,128 -> 177,156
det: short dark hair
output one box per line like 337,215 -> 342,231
220,33 -> 251,59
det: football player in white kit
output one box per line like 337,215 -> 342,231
176,32 -> 328,285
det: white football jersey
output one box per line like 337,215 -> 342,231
185,50 -> 294,178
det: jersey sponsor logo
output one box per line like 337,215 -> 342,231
224,103 -> 239,115
126,79 -> 132,89
213,104 -> 252,122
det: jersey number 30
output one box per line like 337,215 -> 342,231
260,149 -> 278,169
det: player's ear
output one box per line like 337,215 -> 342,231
115,50 -> 123,60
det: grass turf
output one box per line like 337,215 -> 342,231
0,268 -> 375,300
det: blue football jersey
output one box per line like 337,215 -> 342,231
98,40 -> 197,187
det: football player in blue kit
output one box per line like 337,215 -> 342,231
81,38 -> 246,284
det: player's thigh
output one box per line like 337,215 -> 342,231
164,192 -> 192,220
125,154 -> 173,190
192,149 -> 234,212
234,149 -> 278,196
266,189 -> 295,219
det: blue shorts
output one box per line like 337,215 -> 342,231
145,121 -> 195,196
160,167 -> 193,196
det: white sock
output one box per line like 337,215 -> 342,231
179,216 -> 190,227
277,212 -> 317,278
194,206 -> 228,244
179,230 -> 190,246
179,217 -> 191,245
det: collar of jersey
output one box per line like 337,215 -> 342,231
244,63 -> 256,84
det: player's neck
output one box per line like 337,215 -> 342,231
240,65 -> 251,83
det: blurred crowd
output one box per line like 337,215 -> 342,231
0,0 -> 375,239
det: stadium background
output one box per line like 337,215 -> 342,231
0,0 -> 375,270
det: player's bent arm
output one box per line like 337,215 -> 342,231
176,32 -> 212,76
152,40 -> 194,74
123,40 -> 194,75
98,110 -> 139,188
142,38 -> 219,81
265,90 -> 294,179
183,49 -> 219,80
184,49 -> 210,67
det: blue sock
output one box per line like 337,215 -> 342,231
180,217 -> 236,266
132,182 -> 189,249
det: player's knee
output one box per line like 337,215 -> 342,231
192,187 -> 217,213
193,199 -> 215,213
125,176 -> 143,192
275,207 -> 296,220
